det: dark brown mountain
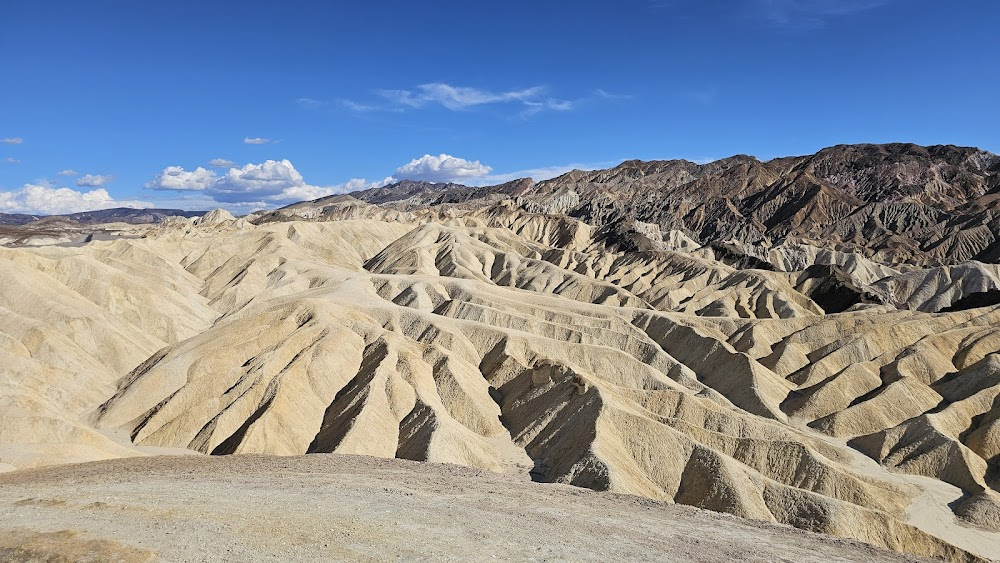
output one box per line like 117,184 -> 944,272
327,143 -> 999,267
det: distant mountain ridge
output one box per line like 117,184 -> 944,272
0,207 -> 205,226
6,142 -> 1000,561
9,143 -> 998,265
295,143 -> 998,267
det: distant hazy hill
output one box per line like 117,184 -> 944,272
0,207 -> 205,226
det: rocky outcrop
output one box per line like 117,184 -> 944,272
4,143 -> 1000,561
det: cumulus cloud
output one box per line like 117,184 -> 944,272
76,174 -> 113,187
0,184 -> 152,215
1,137 -> 23,145
243,137 -> 271,145
58,169 -> 79,176
394,154 -> 493,183
145,166 -> 219,192
144,159 -> 384,207
213,160 -> 313,202
208,158 -> 237,168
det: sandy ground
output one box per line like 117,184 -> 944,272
0,454 -> 933,563
804,428 -> 1000,560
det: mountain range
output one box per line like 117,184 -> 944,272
320,143 -> 1000,267
3,143 -> 1000,561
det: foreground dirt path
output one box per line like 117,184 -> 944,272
0,454 -> 932,562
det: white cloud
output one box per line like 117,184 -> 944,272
1,137 -> 23,145
144,159 -> 386,208
369,176 -> 396,189
520,99 -> 575,118
4,157 -> 19,164
76,174 -> 113,187
243,137 -> 271,145
58,169 -> 79,176
339,83 -> 625,118
379,83 -> 546,111
208,158 -> 237,168
394,154 -> 493,183
0,184 -> 152,215
276,183 -> 341,202
145,166 -> 218,191
214,160 -> 312,201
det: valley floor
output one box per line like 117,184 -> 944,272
0,453 -> 930,563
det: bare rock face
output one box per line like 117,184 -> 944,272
5,143 -> 1000,562
301,143 -> 999,269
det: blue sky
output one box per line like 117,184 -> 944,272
1,0 -> 998,214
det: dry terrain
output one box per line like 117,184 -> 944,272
2,144 -> 1000,561
0,454 -> 935,562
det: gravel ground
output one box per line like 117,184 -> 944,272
0,453 -> 931,562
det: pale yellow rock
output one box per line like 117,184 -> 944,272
0,211 -> 998,561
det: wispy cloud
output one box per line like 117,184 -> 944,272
305,84 -> 630,119
377,83 -> 547,111
1,137 -> 23,145
339,83 -> 579,118
758,0 -> 892,27
58,169 -> 78,176
243,137 -> 271,145
295,98 -> 326,110
520,99 -> 575,118
337,99 -> 395,113
208,158 -> 237,168
594,89 -> 634,101
652,0 -> 892,28
4,157 -> 19,164
76,174 -> 113,187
